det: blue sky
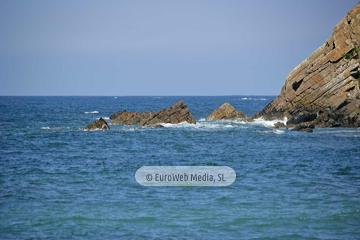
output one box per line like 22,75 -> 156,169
0,0 -> 358,96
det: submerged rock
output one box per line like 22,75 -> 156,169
111,100 -> 196,126
206,103 -> 246,120
83,118 -> 110,131
253,3 -> 360,128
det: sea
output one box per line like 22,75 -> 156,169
1,96 -> 359,239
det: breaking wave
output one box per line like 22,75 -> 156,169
156,117 -> 287,132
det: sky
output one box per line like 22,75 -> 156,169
0,0 -> 358,96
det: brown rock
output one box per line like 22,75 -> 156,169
109,110 -> 126,120
111,100 -> 196,126
205,103 -> 246,120
83,118 -> 110,131
273,122 -> 286,129
253,3 -> 360,128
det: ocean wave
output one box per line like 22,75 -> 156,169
84,111 -> 99,114
247,117 -> 287,127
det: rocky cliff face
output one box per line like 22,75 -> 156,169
253,3 -> 360,128
206,103 -> 246,120
111,100 -> 196,126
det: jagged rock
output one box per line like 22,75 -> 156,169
110,111 -> 156,125
110,110 -> 126,120
205,103 -> 246,120
253,3 -> 360,128
111,100 -> 196,126
83,118 -> 110,131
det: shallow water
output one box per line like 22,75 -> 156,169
1,96 -> 359,239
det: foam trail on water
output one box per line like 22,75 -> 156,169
139,117 -> 288,130
84,111 -> 99,114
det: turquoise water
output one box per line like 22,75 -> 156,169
1,96 -> 360,239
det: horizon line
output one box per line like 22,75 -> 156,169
0,94 -> 278,97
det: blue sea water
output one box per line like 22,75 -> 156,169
0,96 -> 360,239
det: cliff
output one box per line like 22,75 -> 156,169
253,3 -> 360,128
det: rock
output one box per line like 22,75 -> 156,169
109,110 -> 126,120
83,118 -> 110,131
273,122 -> 286,129
110,111 -> 156,125
146,124 -> 164,128
253,3 -> 360,128
286,111 -> 317,125
291,123 -> 315,133
111,100 -> 196,126
205,103 -> 246,120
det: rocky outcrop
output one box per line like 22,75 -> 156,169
206,103 -> 246,120
111,100 -> 196,126
109,110 -> 126,120
83,118 -> 110,131
253,3 -> 360,128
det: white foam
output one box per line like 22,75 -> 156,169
274,129 -> 285,134
250,117 -> 287,127
102,117 -> 110,120
160,120 -> 243,130
41,127 -> 69,130
84,111 -> 99,114
114,97 -> 117,98
83,128 -> 107,131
